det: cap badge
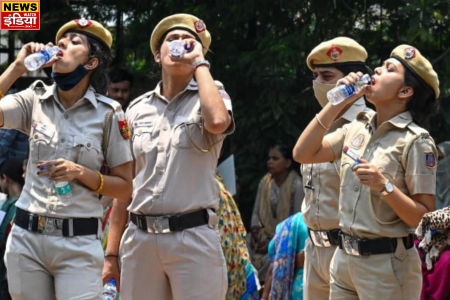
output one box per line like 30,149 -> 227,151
404,47 -> 416,59
194,20 -> 206,33
75,18 -> 92,29
327,45 -> 343,61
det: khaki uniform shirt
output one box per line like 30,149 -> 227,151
325,110 -> 437,239
126,79 -> 234,215
0,81 -> 133,218
301,98 -> 368,230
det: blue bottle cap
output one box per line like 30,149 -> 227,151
107,279 -> 116,285
351,161 -> 362,170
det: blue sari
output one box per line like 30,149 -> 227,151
268,213 -> 308,300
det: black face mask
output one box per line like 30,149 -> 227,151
51,64 -> 89,91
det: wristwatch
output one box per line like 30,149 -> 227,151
380,180 -> 394,196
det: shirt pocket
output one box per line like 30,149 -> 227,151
171,115 -> 204,150
132,125 -> 153,157
73,136 -> 103,171
29,122 -> 55,163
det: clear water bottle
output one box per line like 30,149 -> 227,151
40,165 -> 72,206
24,46 -> 59,71
169,40 -> 189,57
102,279 -> 118,300
327,74 -> 371,105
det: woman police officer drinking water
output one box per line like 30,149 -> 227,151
103,14 -> 234,300
0,18 -> 133,299
294,45 -> 439,300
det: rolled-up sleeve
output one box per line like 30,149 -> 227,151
324,125 -> 348,160
405,136 -> 437,195
0,89 -> 35,133
106,111 -> 133,168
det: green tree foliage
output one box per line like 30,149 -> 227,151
18,0 -> 450,227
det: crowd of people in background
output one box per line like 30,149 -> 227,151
0,11 -> 448,300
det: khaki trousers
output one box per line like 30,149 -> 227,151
5,225 -> 103,300
303,239 -> 337,300
330,243 -> 422,300
119,222 -> 227,300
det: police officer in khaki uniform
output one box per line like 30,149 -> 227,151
103,14 -> 234,300
293,37 -> 372,300
0,19 -> 133,299
295,45 -> 438,300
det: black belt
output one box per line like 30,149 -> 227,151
308,228 -> 340,247
15,207 -> 99,237
338,232 -> 415,256
130,209 -> 210,234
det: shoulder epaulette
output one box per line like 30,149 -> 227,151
96,94 -> 122,111
127,91 -> 155,110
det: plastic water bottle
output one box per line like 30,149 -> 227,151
102,279 -> 118,300
24,46 -> 59,71
169,40 -> 189,57
40,165 -> 72,206
327,74 -> 371,105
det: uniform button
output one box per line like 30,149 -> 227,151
34,134 -> 39,139
167,105 -> 173,111
138,129 -> 143,134
153,195 -> 160,199
60,138 -> 65,143
87,142 -> 91,148
64,114 -> 69,119
158,170 -> 164,175
369,143 -> 375,148
349,209 -> 354,213
158,147 -> 164,152
163,126 -> 168,131
399,254 -> 405,259
354,186 -> 359,191
313,173 -> 317,177
378,167 -> 384,172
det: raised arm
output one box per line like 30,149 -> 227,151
0,42 -> 56,126
293,73 -> 368,164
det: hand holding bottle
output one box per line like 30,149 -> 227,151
14,42 -> 59,73
327,72 -> 370,106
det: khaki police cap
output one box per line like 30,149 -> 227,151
307,37 -> 367,71
150,13 -> 211,56
390,45 -> 440,99
55,18 -> 113,49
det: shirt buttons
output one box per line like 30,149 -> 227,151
399,254 -> 405,259
153,195 -> 160,200
60,138 -> 65,143
33,134 -> 39,139
158,170 -> 164,175
349,209 -> 354,214
369,143 -> 375,148
163,126 -> 168,131
64,114 -> 69,119
87,142 -> 91,148
353,186 -> 359,192
158,147 -> 165,152
138,129 -> 143,134
313,173 -> 317,177
167,105 -> 173,111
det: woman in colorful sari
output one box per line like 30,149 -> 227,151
216,171 -> 260,300
261,212 -> 308,300
250,144 -> 304,283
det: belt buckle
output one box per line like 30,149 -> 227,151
309,229 -> 332,248
146,216 -> 170,234
342,234 -> 361,256
37,216 -> 63,236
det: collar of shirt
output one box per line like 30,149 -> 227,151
37,84 -> 99,108
358,110 -> 413,131
153,78 -> 198,103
